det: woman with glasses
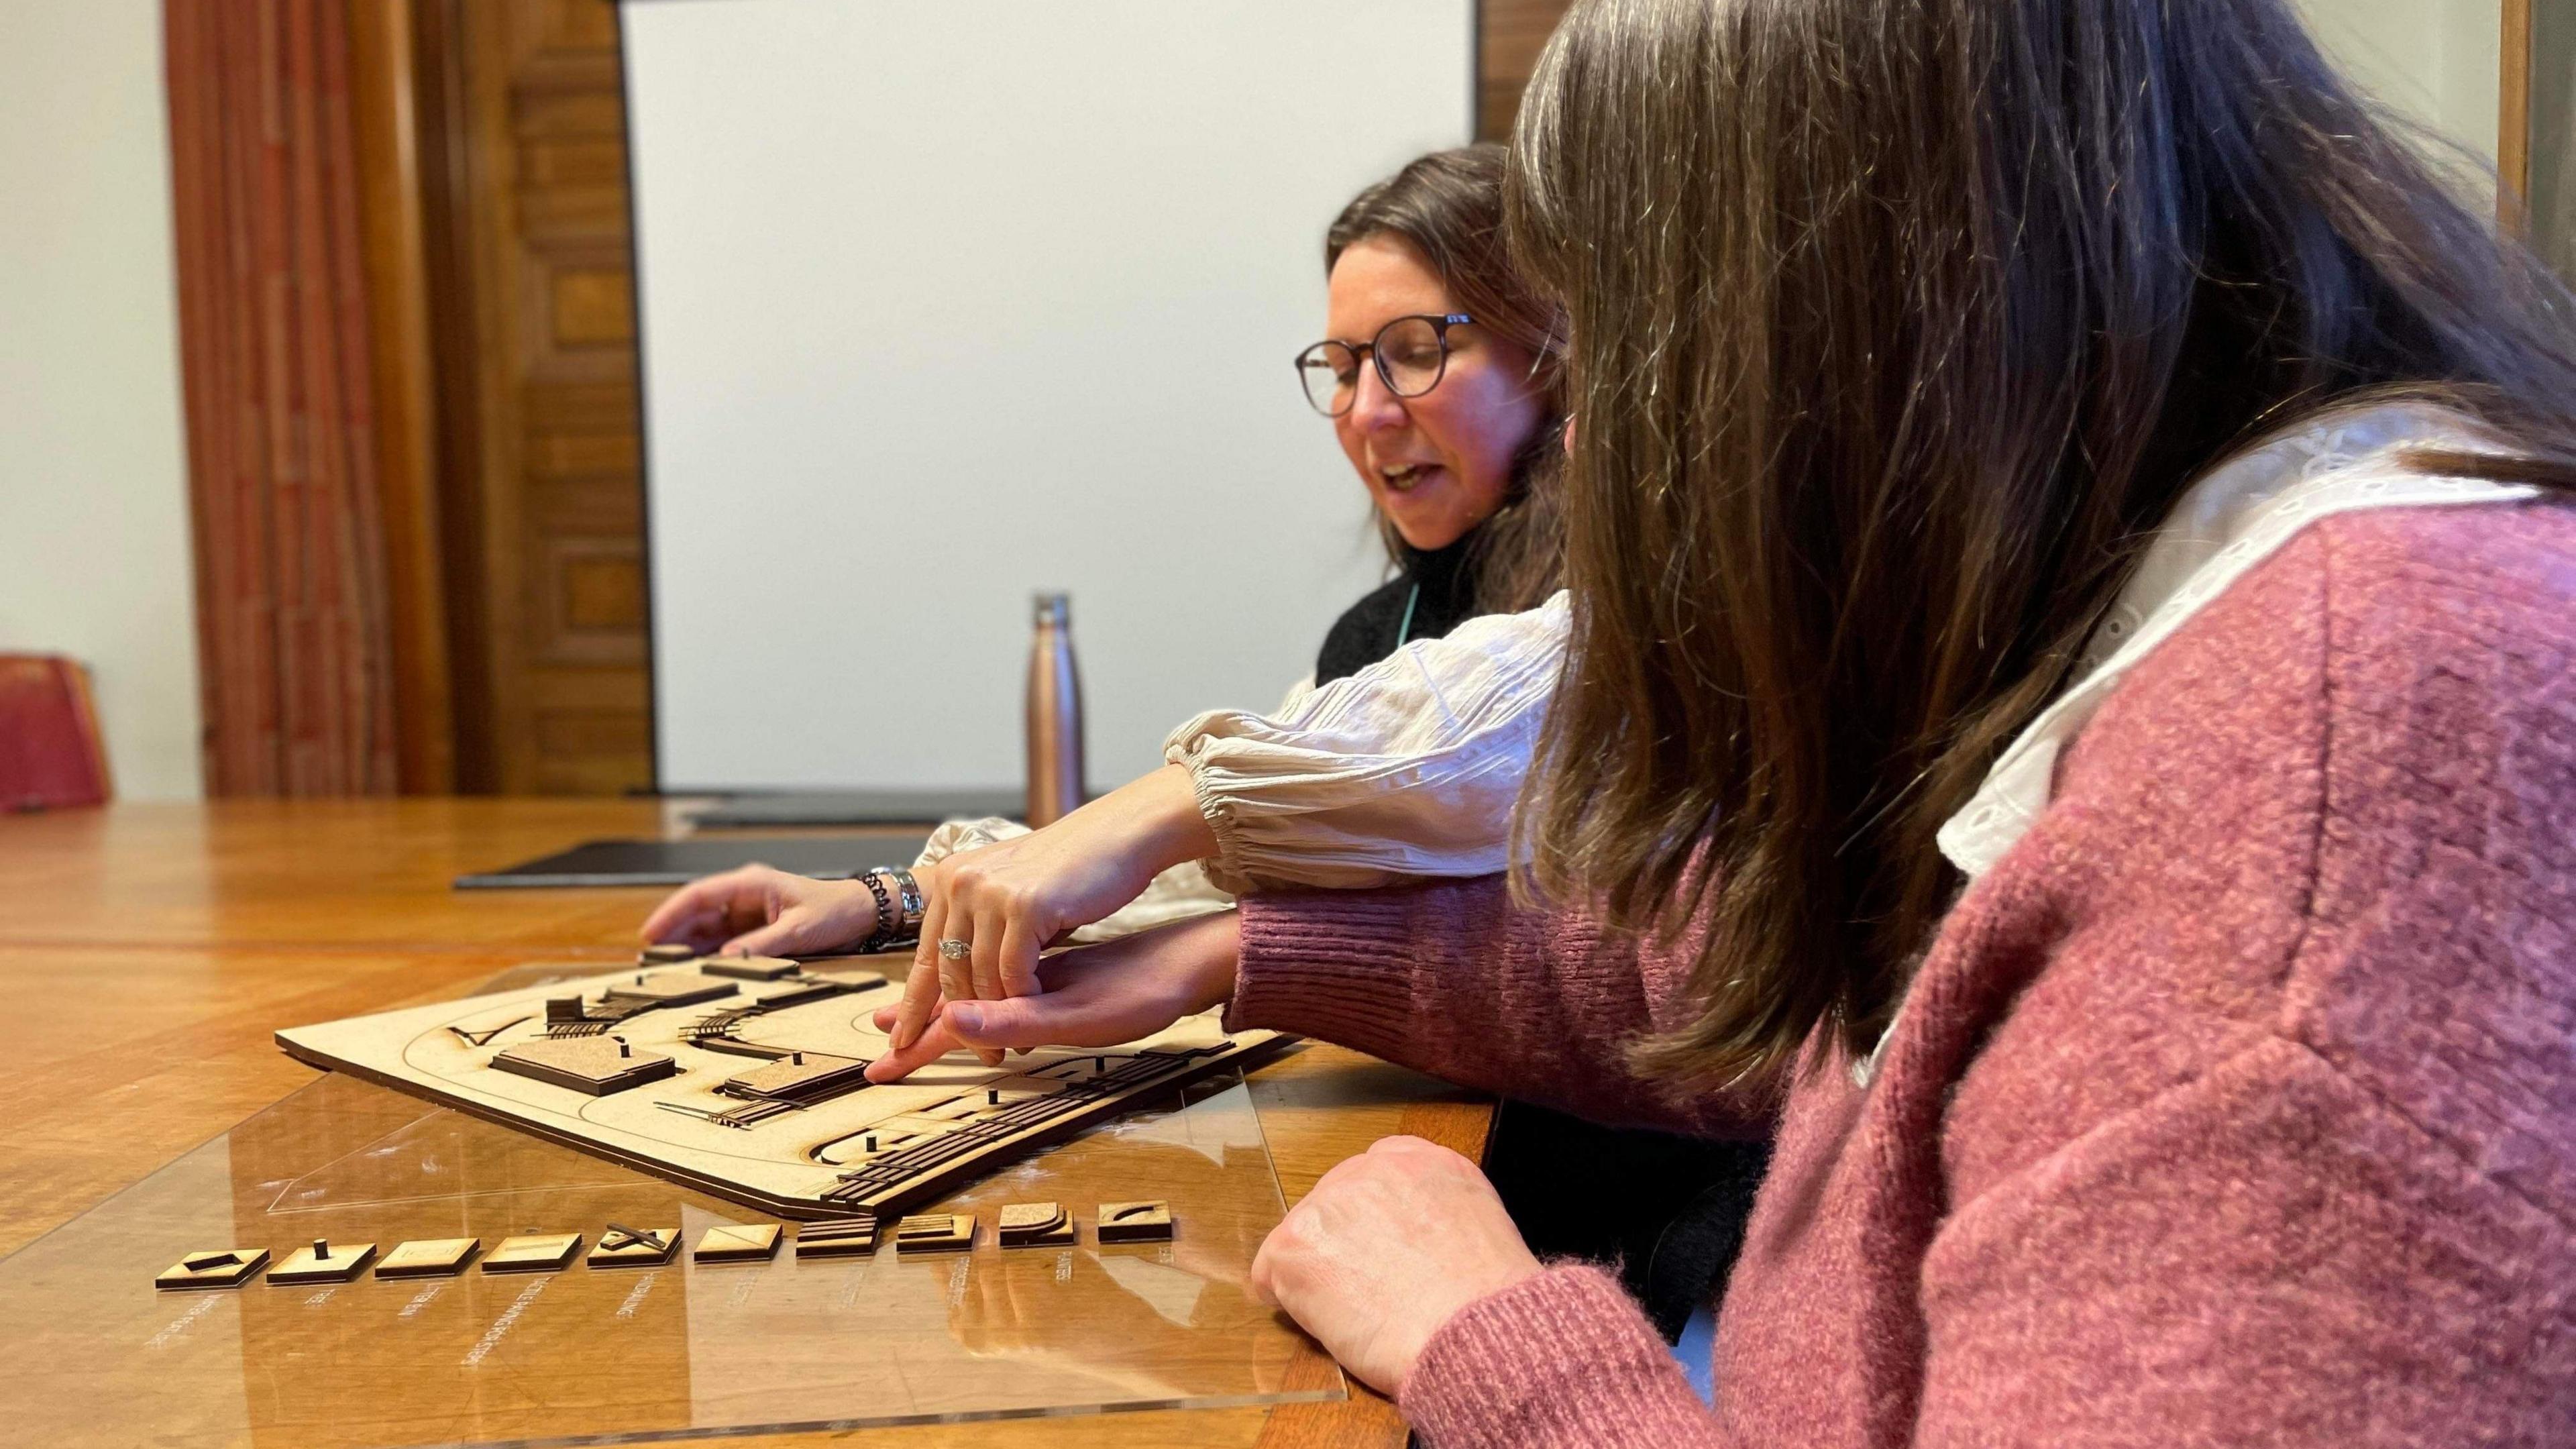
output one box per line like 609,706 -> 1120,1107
863,0 -> 2576,1440
644,147 -> 1575,1013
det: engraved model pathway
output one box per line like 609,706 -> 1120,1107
276,955 -> 1285,1220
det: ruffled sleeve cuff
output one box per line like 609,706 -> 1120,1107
1162,594 -> 1569,894
1399,1263 -> 1719,1449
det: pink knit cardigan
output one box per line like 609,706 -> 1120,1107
1230,505 -> 2576,1448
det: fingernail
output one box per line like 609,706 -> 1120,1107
949,1003 -> 985,1035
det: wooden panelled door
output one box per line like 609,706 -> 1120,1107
418,0 -> 651,794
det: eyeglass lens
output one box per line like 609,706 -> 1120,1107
1297,316 -> 1451,415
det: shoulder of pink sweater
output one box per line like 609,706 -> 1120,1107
1937,499 -> 2576,1223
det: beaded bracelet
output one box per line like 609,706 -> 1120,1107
853,869 -> 898,953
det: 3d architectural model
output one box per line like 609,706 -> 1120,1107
275,953 -> 1285,1223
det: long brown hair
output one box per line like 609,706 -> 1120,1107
1505,0 -> 2576,1085
1328,144 -> 1568,612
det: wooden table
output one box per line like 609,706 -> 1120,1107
0,800 -> 1489,1448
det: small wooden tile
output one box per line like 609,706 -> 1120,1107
587,1224 -> 678,1269
894,1213 -> 975,1255
490,1036 -> 678,1096
792,1218 -> 879,1259
376,1238 -> 481,1279
720,1051 -> 869,1102
598,971 -> 737,1007
996,1201 -> 1074,1248
693,1222 -> 782,1263
698,954 -> 799,981
482,1232 -> 584,1273
637,943 -> 699,965
1095,1201 -> 1174,1244
156,1247 -> 269,1291
269,1238 -> 378,1285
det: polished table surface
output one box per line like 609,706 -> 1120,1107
0,800 -> 1491,1448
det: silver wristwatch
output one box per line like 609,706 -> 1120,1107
876,865 -> 927,936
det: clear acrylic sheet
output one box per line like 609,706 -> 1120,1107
0,1034 -> 1334,1448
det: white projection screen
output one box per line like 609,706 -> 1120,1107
622,0 -> 1478,793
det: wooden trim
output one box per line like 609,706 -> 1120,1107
458,1 -> 540,794
347,0 -> 456,794
415,0 -> 500,792
2503,0 -> 2533,229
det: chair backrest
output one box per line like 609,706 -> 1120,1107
0,654 -> 113,810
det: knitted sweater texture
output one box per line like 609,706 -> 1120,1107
1229,506 -> 2576,1448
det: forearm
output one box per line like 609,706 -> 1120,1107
1231,876 -> 1770,1138
1097,763 -> 1219,876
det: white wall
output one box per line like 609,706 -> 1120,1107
627,0 -> 1474,793
0,0 -> 201,799
2296,0 -> 2502,173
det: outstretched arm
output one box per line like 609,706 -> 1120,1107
889,596 -> 1570,1049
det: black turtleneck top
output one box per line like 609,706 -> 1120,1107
1311,533 -> 1484,686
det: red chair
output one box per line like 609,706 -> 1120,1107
0,654 -> 113,810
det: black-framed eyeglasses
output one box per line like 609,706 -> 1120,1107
1294,313 -> 1474,417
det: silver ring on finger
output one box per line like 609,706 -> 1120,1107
937,937 -> 972,961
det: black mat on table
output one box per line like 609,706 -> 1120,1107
684,789 -> 1023,828
453,833 -> 930,890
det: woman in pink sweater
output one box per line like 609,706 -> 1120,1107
872,0 -> 2576,1440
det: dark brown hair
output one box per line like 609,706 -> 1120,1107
1505,0 -> 2576,1084
1328,143 -> 1568,612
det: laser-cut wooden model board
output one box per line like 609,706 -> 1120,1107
275,955 -> 1287,1222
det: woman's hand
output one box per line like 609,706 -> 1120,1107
1249,1136 -> 1544,1396
865,908 -> 1242,1082
637,863 -> 896,959
893,763 -> 1218,1052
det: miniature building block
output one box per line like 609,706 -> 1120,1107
996,1201 -> 1074,1248
270,1238 -> 378,1285
490,1036 -> 678,1095
720,1051 -> 869,1102
376,1238 -> 482,1279
587,1224 -> 678,1269
737,977 -> 853,1011
156,1247 -> 270,1291
693,1223 -> 782,1263
598,971 -> 737,1008
698,954 -> 800,981
638,943 -> 698,965
482,1232 -> 584,1273
895,1214 -> 975,1255
1096,1201 -> 1175,1244
793,1218 -> 879,1259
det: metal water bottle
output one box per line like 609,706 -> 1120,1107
1024,591 -> 1085,826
